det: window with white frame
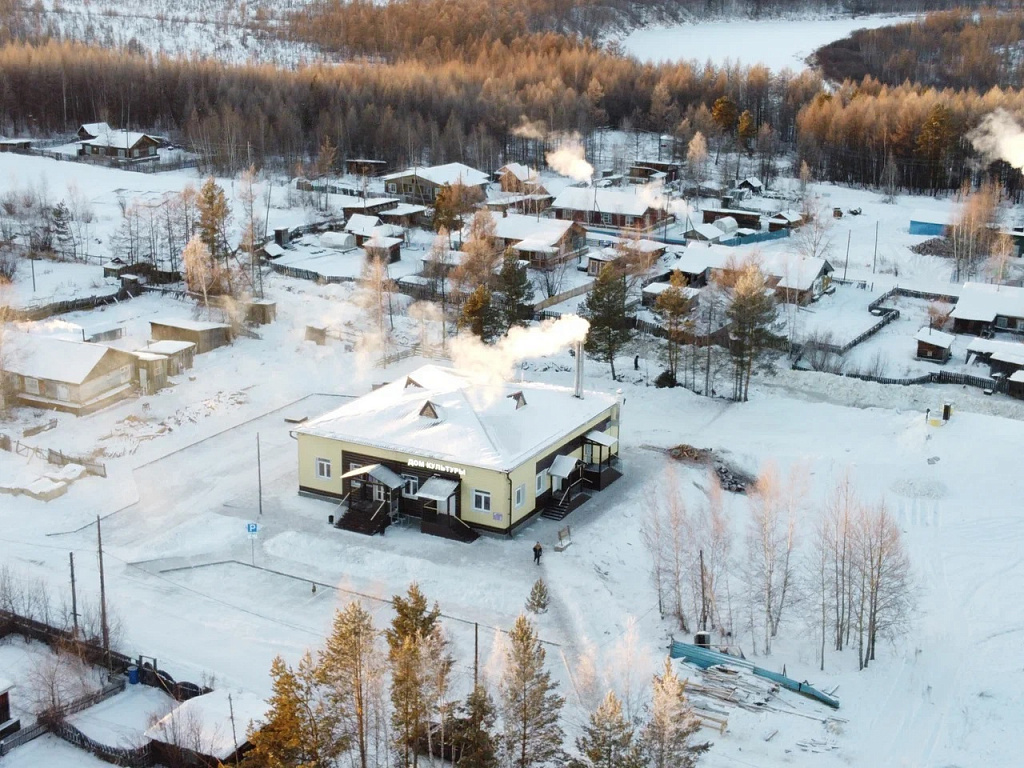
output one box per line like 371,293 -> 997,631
402,474 -> 420,498
387,183 -> 397,193
515,484 -> 526,508
600,212 -> 612,225
625,215 -> 635,226
473,489 -> 491,512
348,462 -> 363,488
535,470 -> 547,495
315,457 -> 331,479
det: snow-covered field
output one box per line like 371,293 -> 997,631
3,149 -> 1024,766
620,14 -> 920,70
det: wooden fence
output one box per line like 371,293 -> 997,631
533,281 -> 594,311
2,437 -> 107,477
53,719 -> 154,767
9,286 -> 132,322
808,368 -> 999,391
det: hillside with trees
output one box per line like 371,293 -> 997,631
816,8 -> 1024,90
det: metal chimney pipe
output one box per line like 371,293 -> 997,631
573,340 -> 584,399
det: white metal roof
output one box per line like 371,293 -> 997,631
382,163 -> 489,187
585,429 -> 618,447
4,333 -> 125,385
551,186 -> 659,217
345,214 -> 383,237
262,242 -> 284,258
915,327 -> 955,349
81,130 -> 156,149
685,223 -> 724,242
951,283 -> 1024,323
417,476 -> 460,500
79,122 -> 111,136
139,340 -> 196,355
497,163 -> 537,183
549,454 -> 580,479
297,364 -> 617,472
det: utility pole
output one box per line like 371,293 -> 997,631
69,552 -> 79,639
257,433 -> 263,517
843,230 -> 851,281
699,549 -> 707,631
97,515 -> 110,670
473,622 -> 479,688
872,220 -> 879,274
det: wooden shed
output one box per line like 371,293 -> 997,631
133,352 -> 169,394
149,319 -> 233,354
135,340 -> 195,375
915,327 -> 955,364
1009,370 -> 1024,400
0,678 -> 20,740
246,300 -> 277,325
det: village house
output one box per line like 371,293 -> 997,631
670,245 -> 832,304
379,203 -> 428,229
132,352 -> 168,395
915,327 -> 955,364
345,213 -> 403,246
641,281 -> 701,309
473,212 -> 588,270
293,362 -> 621,540
0,138 -> 32,153
135,340 -> 196,375
627,160 -> 680,185
79,130 -> 160,162
550,186 -> 671,232
2,334 -> 136,415
767,209 -> 804,232
703,207 -> 763,230
345,158 -> 388,176
737,177 -> 764,194
951,282 -> 1024,335
495,163 -> 548,195
965,337 -> 1024,378
382,163 -> 490,204
363,236 -> 403,264
586,238 -> 666,277
149,319 -> 233,354
77,122 -> 111,140
0,677 -> 19,740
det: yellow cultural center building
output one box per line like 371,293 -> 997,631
294,364 -> 621,541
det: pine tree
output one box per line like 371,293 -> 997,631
50,201 -> 75,260
725,263 -> 778,402
499,614 -> 565,768
653,271 -> 693,387
737,110 -> 756,152
242,652 -> 345,768
582,264 -> 634,381
453,685 -> 498,768
460,285 -> 499,342
197,175 -> 230,260
569,691 -> 645,768
711,96 -> 738,136
495,253 -> 535,334
387,584 -> 449,768
526,579 -> 550,614
319,601 -> 385,768
641,659 -> 709,768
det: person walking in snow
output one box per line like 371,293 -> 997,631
533,542 -> 543,565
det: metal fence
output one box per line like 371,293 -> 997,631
719,228 -> 791,247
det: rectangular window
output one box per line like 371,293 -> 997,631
515,484 -> 526,508
996,316 -> 1009,329
625,215 -> 635,226
535,470 -> 547,495
473,489 -> 491,512
601,212 -> 612,225
373,483 -> 387,502
348,462 -> 363,488
402,474 -> 420,498
315,457 -> 331,479
387,183 -> 397,193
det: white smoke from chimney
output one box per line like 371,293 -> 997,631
546,135 -> 594,183
512,118 -> 547,141
969,109 -> 1024,169
451,314 -> 590,384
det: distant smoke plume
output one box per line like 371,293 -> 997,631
512,117 -> 547,141
969,109 -> 1024,169
452,314 -> 590,383
546,135 -> 594,182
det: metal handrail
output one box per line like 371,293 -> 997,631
370,500 -> 387,521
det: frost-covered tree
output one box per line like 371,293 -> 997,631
641,659 -> 709,768
182,235 -> 214,309
582,263 -> 634,381
453,685 -> 499,768
526,579 -> 550,614
724,262 -> 777,402
569,691 -> 645,768
495,252 -> 535,334
499,614 -> 565,768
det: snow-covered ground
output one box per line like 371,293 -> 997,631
620,13 -> 921,71
68,685 -> 176,747
3,151 -> 1024,766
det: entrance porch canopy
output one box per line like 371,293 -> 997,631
584,429 -> 617,448
339,463 -> 403,489
417,476 -> 460,501
549,454 -> 581,479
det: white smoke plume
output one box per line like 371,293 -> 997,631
969,109 -> 1024,170
546,135 -> 594,182
451,314 -> 590,383
512,117 -> 547,141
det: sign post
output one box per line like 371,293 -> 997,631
247,522 -> 259,565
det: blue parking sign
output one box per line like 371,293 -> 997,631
247,522 -> 259,536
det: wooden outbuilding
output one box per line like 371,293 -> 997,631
915,327 -> 954,364
0,678 -> 20,740
703,208 -> 762,230
346,158 -> 388,176
149,319 -> 233,354
135,340 -> 196,375
133,352 -> 169,394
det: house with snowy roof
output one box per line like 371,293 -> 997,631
951,282 -> 1024,335
915,327 -> 955,364
383,163 -> 490,204
77,122 -> 111,140
495,163 -> 548,195
551,186 -> 671,232
468,212 -> 587,270
149,319 -> 233,354
294,363 -> 622,539
146,689 -> 266,767
2,334 -> 136,415
0,677 -> 19,740
79,130 -> 160,162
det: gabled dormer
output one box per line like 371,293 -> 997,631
508,391 -> 527,410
